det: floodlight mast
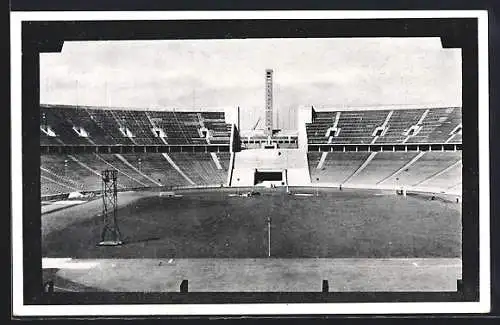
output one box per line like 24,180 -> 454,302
98,169 -> 122,246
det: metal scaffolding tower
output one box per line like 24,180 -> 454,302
98,169 -> 123,246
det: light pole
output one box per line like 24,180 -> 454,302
267,216 -> 271,258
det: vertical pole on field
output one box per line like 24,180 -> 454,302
267,216 -> 271,257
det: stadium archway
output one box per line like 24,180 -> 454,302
254,169 -> 287,187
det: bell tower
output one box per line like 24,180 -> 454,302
265,69 -> 274,136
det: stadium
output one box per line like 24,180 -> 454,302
40,41 -> 462,293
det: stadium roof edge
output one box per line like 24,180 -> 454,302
39,103 -> 229,113
311,104 -> 462,112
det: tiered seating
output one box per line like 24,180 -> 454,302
374,110 -> 423,143
64,107 -> 116,145
306,107 -> 463,144
307,151 -> 461,191
41,107 -> 91,145
201,112 -> 232,144
346,152 -> 418,186
424,107 -> 462,143
216,152 -> 232,170
119,154 -> 189,187
308,152 -> 370,184
40,130 -> 62,146
40,154 -> 100,191
169,153 -> 227,186
334,110 -> 390,144
97,154 -> 158,186
67,154 -> 144,189
40,105 -> 232,145
379,152 -> 462,187
410,107 -> 462,143
40,152 -> 232,195
147,111 -> 207,145
446,133 -> 462,143
40,174 -> 77,196
306,112 -> 336,144
306,110 -> 389,144
113,111 -> 164,145
419,161 -> 462,190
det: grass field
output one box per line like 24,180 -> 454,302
42,188 -> 462,259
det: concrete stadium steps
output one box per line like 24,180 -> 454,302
85,109 -> 135,145
65,107 -> 120,145
42,258 -> 461,292
63,154 -> 137,189
113,111 -> 164,145
418,161 -> 462,191
40,172 -> 80,196
96,154 -> 158,186
41,154 -> 101,192
380,152 -> 462,189
40,152 -> 233,196
308,152 -> 370,185
169,153 -> 228,186
40,105 -> 231,145
118,154 -> 190,187
374,109 -> 422,143
306,107 -> 462,145
345,152 -> 419,186
422,107 -> 462,143
410,107 -> 459,143
216,153 -> 231,170
40,130 -> 64,146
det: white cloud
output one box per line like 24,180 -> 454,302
40,38 -> 461,130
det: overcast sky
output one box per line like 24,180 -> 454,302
40,38 -> 461,131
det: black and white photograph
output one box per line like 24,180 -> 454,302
10,10 -> 491,316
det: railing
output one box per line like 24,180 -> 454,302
40,144 -> 231,154
308,143 -> 462,152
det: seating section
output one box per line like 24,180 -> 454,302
307,151 -> 461,191
40,152 -> 231,196
169,153 -> 228,186
118,153 -> 189,187
374,110 -> 423,143
418,161 -> 462,191
380,152 -> 462,188
308,152 -> 371,184
306,107 -> 462,144
40,105 -> 232,146
346,152 -> 418,186
216,152 -> 232,171
307,110 -> 390,144
410,107 -> 462,143
39,104 -> 461,196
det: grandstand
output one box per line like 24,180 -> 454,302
40,103 -> 462,197
306,107 -> 462,145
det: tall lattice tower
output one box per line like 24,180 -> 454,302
265,69 -> 274,136
98,169 -> 123,246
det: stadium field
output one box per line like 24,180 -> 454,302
42,187 -> 461,259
